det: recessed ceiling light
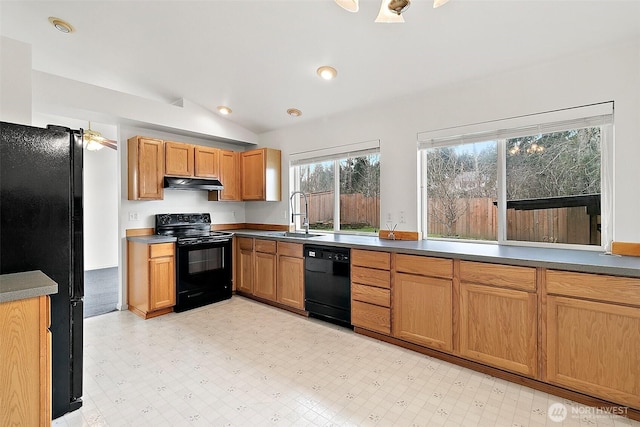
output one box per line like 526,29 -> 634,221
287,108 -> 302,117
48,17 -> 74,33
217,106 -> 232,115
317,66 -> 338,80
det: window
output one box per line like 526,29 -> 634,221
290,141 -> 380,234
419,103 -> 613,249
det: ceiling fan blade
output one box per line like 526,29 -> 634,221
98,139 -> 118,150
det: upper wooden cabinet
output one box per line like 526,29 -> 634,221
128,136 -> 164,200
210,150 -> 241,201
166,141 -> 221,179
165,141 -> 194,177
194,145 -> 220,178
241,148 -> 281,201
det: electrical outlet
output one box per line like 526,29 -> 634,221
128,212 -> 139,221
399,210 -> 406,224
387,212 -> 392,222
283,210 -> 288,220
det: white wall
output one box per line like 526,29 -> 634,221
0,36 -> 31,125
255,38 -> 640,243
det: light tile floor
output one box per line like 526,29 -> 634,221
53,296 -> 639,427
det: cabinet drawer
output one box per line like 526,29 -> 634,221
255,239 -> 276,254
351,266 -> 390,289
352,300 -> 390,335
149,243 -> 174,258
277,241 -> 303,258
352,249 -> 390,270
546,270 -> 640,307
352,283 -> 390,307
460,261 -> 536,292
237,237 -> 253,251
395,254 -> 452,279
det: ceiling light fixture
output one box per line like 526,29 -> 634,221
48,17 -> 74,33
335,0 -> 359,12
83,122 -> 117,151
387,0 -> 410,15
287,108 -> 302,117
375,0 -> 405,23
433,0 -> 451,8
217,106 -> 232,115
317,66 -> 337,80
337,0 -> 450,22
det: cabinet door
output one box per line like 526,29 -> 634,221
149,256 -> 176,310
241,149 -> 265,200
129,137 -> 164,200
237,248 -> 254,294
0,296 -> 42,426
254,251 -> 277,301
195,146 -> 219,178
393,273 -> 453,352
547,296 -> 640,408
219,150 -> 240,201
277,255 -> 304,309
165,141 -> 194,176
460,283 -> 537,376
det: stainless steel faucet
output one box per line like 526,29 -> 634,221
290,191 -> 309,234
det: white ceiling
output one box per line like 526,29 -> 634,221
2,0 -> 640,135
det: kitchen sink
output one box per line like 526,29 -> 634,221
268,231 -> 322,238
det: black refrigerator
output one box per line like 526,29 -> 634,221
0,121 -> 84,418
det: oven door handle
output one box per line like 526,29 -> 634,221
187,292 -> 205,298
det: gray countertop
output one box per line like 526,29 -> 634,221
0,270 -> 58,304
127,235 -> 177,244
231,229 -> 640,278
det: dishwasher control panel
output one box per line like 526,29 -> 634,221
304,246 -> 350,263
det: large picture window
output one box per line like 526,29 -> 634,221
419,103 -> 613,249
290,141 -> 380,234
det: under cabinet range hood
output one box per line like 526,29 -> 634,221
163,177 -> 224,191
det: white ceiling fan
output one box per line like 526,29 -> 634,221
83,122 -> 117,151
335,0 -> 450,23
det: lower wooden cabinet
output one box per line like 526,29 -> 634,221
351,250 -> 391,334
545,269 -> 640,409
127,241 -> 176,319
0,295 -> 51,426
459,282 -> 537,376
547,295 -> 640,408
236,238 -> 254,294
393,272 -> 453,352
254,251 -> 277,301
277,242 -> 304,309
252,239 -> 277,302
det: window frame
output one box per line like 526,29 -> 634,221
290,140 -> 381,235
418,103 -> 614,251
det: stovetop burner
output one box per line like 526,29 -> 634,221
155,213 -> 233,245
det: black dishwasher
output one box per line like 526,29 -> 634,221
304,245 -> 352,327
